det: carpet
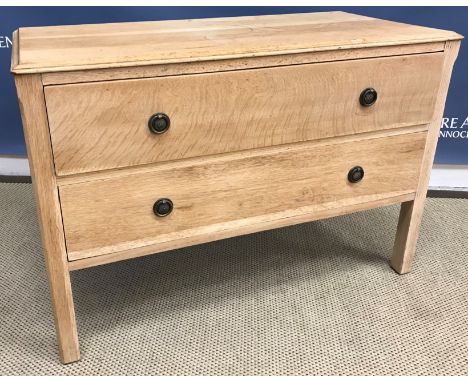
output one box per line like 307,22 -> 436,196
1,182 -> 467,375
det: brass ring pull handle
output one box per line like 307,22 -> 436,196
348,166 -> 364,183
148,113 -> 170,134
153,198 -> 173,217
359,88 -> 377,107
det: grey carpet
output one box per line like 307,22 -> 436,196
0,182 -> 467,376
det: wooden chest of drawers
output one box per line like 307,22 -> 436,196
11,12 -> 462,363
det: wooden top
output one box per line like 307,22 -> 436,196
11,11 -> 462,74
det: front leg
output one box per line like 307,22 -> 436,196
15,74 -> 80,363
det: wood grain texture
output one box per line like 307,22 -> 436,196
14,74 -> 80,364
390,40 -> 461,274
10,30 -> 19,72
45,53 -> 443,176
59,131 -> 427,261
56,125 -> 429,187
41,42 -> 445,86
11,12 -> 462,74
68,192 -> 416,271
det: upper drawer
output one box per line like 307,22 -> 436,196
45,53 -> 443,176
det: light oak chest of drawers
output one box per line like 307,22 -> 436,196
11,12 -> 462,363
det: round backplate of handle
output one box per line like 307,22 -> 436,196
348,166 -> 365,183
359,88 -> 378,107
148,113 -> 171,134
153,198 -> 173,217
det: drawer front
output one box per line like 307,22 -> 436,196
45,53 -> 442,176
59,131 -> 427,261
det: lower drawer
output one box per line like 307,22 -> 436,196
59,131 -> 427,261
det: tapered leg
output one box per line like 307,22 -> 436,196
44,261 -> 80,364
391,199 -> 425,274
15,74 -> 80,363
390,40 -> 461,275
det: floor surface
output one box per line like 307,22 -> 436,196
1,183 -> 467,375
